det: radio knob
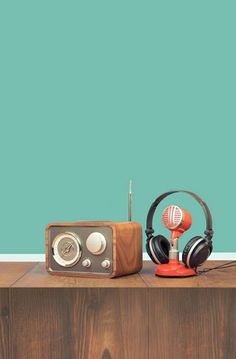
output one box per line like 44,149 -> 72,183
82,259 -> 91,268
101,260 -> 111,269
86,232 -> 107,255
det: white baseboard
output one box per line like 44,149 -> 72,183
0,253 -> 235,262
0,254 -> 45,262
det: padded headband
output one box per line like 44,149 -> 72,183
145,190 -> 213,240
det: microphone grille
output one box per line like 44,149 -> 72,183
162,205 -> 183,229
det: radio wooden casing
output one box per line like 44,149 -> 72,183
46,221 -> 142,278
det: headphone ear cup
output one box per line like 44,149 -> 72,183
182,236 -> 212,268
149,235 -> 170,264
146,239 -> 157,264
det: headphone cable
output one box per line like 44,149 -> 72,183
197,260 -> 236,274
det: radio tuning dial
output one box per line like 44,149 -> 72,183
82,259 -> 91,268
86,232 -> 107,255
52,232 -> 82,267
101,259 -> 111,269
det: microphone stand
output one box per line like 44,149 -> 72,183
155,236 -> 197,277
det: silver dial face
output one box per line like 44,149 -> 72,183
52,232 -> 82,267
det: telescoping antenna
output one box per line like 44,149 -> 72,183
128,180 -> 132,221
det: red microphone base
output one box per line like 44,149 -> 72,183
155,259 -> 197,277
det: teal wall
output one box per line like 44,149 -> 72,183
1,1 -> 235,253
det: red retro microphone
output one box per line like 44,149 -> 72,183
154,205 -> 196,277
162,205 -> 192,242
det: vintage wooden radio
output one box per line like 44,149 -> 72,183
45,182 -> 142,278
46,221 -> 142,278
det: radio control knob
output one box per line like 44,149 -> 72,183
86,232 -> 107,255
82,259 -> 91,268
101,260 -> 111,269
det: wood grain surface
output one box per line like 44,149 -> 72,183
0,263 -> 37,287
148,288 -> 236,359
12,262 -> 146,288
140,260 -> 236,288
10,261 -> 236,288
0,261 -> 235,358
0,289 -> 9,359
112,222 -> 142,277
10,288 -> 148,359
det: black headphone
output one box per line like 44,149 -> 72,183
145,190 -> 214,268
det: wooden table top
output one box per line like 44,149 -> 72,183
0,261 -> 235,288
0,262 -> 37,288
